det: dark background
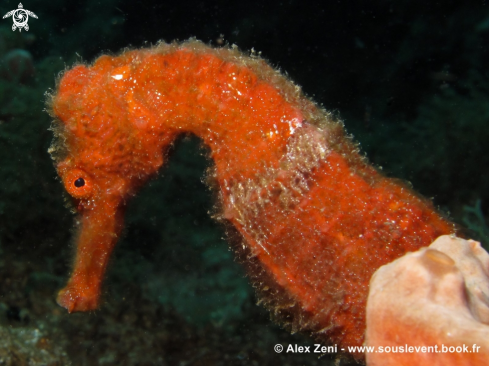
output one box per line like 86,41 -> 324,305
0,0 -> 488,365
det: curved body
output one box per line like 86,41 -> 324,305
48,40 -> 454,360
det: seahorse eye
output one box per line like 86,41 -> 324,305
62,169 -> 93,199
74,177 -> 85,188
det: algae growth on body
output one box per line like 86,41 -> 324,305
47,40 -> 454,360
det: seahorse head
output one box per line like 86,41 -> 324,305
48,58 -> 166,212
46,56 -> 173,312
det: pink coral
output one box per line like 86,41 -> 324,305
366,235 -> 489,365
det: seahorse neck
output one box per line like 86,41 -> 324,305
116,48 -> 305,182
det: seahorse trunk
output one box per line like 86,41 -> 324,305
220,124 -> 453,352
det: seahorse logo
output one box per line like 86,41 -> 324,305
3,3 -> 38,32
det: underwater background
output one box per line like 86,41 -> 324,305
0,0 -> 488,365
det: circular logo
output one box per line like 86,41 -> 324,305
274,344 -> 283,353
12,9 -> 29,28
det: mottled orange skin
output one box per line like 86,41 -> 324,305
49,41 -> 454,360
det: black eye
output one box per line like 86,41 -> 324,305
74,177 -> 85,188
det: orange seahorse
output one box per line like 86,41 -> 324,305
47,39 -> 454,361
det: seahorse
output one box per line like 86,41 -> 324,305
47,39 -> 454,361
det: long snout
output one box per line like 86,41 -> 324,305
57,198 -> 125,313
